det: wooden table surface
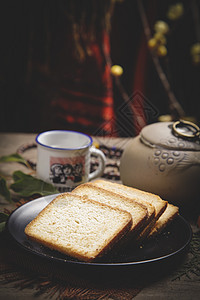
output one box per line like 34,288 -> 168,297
0,132 -> 199,300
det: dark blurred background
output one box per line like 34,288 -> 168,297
0,0 -> 200,136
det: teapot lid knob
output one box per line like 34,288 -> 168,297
172,120 -> 200,140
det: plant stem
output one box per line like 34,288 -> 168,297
137,0 -> 185,119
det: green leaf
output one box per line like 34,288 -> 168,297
10,171 -> 59,197
0,212 -> 9,233
0,176 -> 12,202
0,222 -> 6,232
0,212 -> 9,222
0,153 -> 30,168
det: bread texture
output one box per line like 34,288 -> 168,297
90,179 -> 169,242
25,193 -> 132,262
91,179 -> 167,220
72,183 -> 148,238
148,203 -> 179,238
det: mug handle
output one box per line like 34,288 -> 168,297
89,146 -> 106,181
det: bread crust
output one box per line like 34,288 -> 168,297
89,180 -> 172,243
25,182 -> 180,262
148,203 -> 179,238
25,193 -> 133,262
91,179 -> 167,219
73,183 -> 148,236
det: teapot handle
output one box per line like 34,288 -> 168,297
172,120 -> 200,140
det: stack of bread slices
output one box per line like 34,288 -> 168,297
25,180 -> 179,262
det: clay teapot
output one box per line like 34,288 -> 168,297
120,120 -> 200,209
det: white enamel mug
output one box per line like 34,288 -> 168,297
36,130 -> 106,192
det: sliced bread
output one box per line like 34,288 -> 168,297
148,203 -> 179,238
72,183 -> 148,238
90,179 -> 168,243
91,179 -> 167,220
25,193 -> 132,262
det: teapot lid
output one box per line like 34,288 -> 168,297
140,120 -> 200,151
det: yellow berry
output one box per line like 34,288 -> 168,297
157,45 -> 167,57
167,3 -> 184,20
154,32 -> 167,45
111,65 -> 123,76
148,38 -> 157,49
93,141 -> 100,149
190,43 -> 200,56
154,20 -> 169,35
158,115 -> 173,122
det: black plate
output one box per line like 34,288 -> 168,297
6,194 -> 192,273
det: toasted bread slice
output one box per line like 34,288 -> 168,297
148,203 -> 179,238
90,179 -> 167,243
136,218 -> 157,243
91,179 -> 167,220
25,193 -> 132,262
73,183 -> 148,238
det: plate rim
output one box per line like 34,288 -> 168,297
6,194 -> 193,268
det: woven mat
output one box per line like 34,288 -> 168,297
17,143 -> 123,181
0,229 -> 144,300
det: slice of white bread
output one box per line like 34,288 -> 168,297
90,179 -> 168,242
88,182 -> 156,230
91,179 -> 167,220
148,203 -> 179,238
25,193 -> 132,262
72,183 -> 148,238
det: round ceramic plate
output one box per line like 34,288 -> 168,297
6,194 -> 192,270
